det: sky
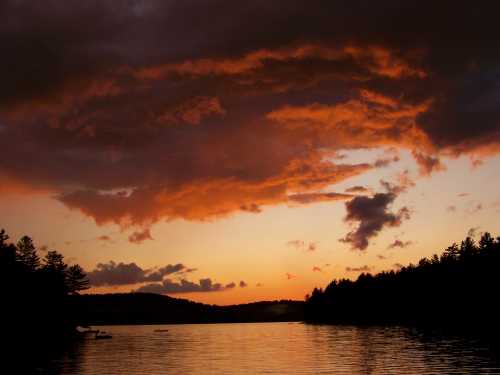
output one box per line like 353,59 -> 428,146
1,1 -> 500,305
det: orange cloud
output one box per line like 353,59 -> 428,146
128,228 -> 153,244
2,10 -> 499,232
412,151 -> 446,176
136,44 -> 426,81
157,96 -> 226,126
267,90 -> 433,152
58,159 -> 370,226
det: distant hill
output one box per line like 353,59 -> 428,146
71,293 -> 304,325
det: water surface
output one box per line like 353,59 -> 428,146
51,323 -> 500,374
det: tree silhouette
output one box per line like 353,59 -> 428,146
305,232 -> 500,336
1,229 -> 90,354
16,235 -> 40,271
66,264 -> 90,294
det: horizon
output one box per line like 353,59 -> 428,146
2,1 -> 500,306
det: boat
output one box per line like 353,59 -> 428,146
154,329 -> 169,333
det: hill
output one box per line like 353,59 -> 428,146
72,293 -> 304,325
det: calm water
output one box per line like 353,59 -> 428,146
48,323 -> 500,374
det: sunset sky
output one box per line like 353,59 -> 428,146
1,1 -> 499,305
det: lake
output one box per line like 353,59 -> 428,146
46,323 -> 500,374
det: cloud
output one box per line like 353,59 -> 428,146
267,93 -> 432,152
136,44 -> 426,82
157,96 -> 226,125
97,235 -> 112,241
128,228 -> 153,244
286,273 -> 296,280
374,155 -> 400,168
286,240 -> 317,252
340,188 -> 411,250
134,278 -> 226,294
239,280 -> 247,288
2,1 -> 500,229
387,239 -> 413,249
307,242 -> 317,252
412,151 -> 446,176
287,192 -> 353,205
345,186 -> 370,194
287,240 -> 305,249
312,266 -> 322,272
225,282 -> 236,289
345,265 -> 371,272
181,267 -> 198,274
467,203 -> 483,214
87,261 -> 187,286
447,205 -> 456,213
56,161 -> 370,226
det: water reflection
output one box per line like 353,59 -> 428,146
45,323 -> 500,374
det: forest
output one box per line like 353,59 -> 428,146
305,232 -> 500,335
1,228 -> 89,361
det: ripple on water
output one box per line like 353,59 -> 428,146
50,323 -> 500,375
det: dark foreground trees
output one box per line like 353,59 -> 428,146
305,232 -> 500,334
0,229 -> 89,353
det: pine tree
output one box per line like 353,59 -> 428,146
43,250 -> 67,273
16,235 -> 40,271
66,264 -> 90,294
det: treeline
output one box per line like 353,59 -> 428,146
0,229 -> 89,345
305,232 -> 500,333
73,293 -> 304,325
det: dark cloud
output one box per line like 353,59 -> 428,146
239,280 -> 247,288
387,239 -> 413,249
87,261 -> 186,286
181,267 -> 198,274
447,205 -> 457,213
287,192 -> 353,205
345,186 -> 370,194
345,265 -> 371,272
312,266 -> 322,272
340,190 -> 411,250
1,1 -> 500,227
374,155 -> 400,168
128,228 -> 153,244
225,282 -> 236,289
134,278 -> 226,294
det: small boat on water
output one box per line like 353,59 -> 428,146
77,325 -> 100,334
82,329 -> 100,334
154,329 -> 169,333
